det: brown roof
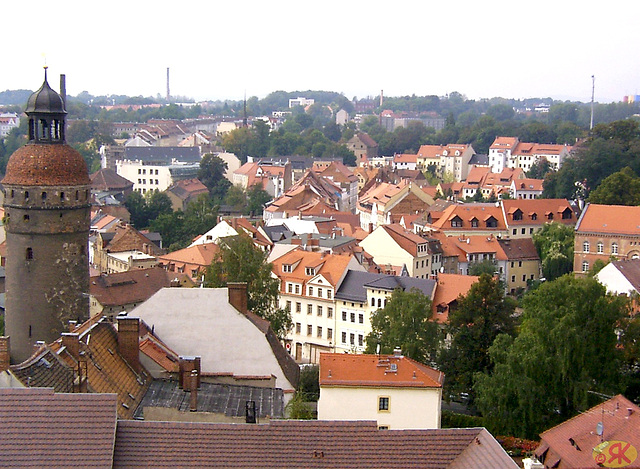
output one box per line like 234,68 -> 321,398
319,353 -> 443,388
10,346 -> 75,392
100,224 -> 163,255
2,143 -> 91,186
497,238 -> 540,261
157,243 -> 219,268
113,420 -> 517,468
271,249 -> 355,289
430,203 -> 507,232
380,224 -> 428,256
536,394 -> 640,469
91,168 -> 134,191
49,319 -> 151,419
166,178 -> 208,201
611,259 -> 640,292
576,203 -> 640,235
90,266 -> 191,308
0,388 -> 117,469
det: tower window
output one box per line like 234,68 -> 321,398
41,192 -> 47,200
24,191 -> 29,201
26,247 -> 33,260
75,191 -> 79,201
60,192 -> 65,201
23,215 -> 29,222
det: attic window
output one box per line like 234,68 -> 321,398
305,267 -> 316,276
531,213 -> 538,220
451,216 -> 463,228
470,218 -> 479,228
561,209 -> 572,220
512,209 -> 523,221
283,264 -> 292,273
485,216 -> 498,228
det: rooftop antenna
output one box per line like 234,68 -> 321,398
590,75 -> 595,130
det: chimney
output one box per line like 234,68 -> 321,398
228,282 -> 248,314
179,356 -> 201,390
368,223 -> 373,234
117,316 -> 141,373
393,346 -> 402,357
189,369 -> 199,412
60,74 -> 66,109
0,337 -> 10,372
61,333 -> 80,360
68,320 -> 77,333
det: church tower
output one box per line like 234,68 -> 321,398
2,69 -> 91,363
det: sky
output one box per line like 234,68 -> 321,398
2,1 -> 639,104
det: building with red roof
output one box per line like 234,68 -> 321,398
318,351 -> 444,429
574,203 -> 640,275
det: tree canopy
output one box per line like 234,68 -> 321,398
587,166 -> 640,205
204,234 -> 292,339
198,153 -> 231,203
440,274 -> 516,402
532,222 -> 575,280
474,275 -> 629,439
364,288 -> 440,365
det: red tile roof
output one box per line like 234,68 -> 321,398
431,274 -> 480,323
502,199 -> 575,226
536,394 -> 640,469
2,143 -> 91,186
113,419 -> 517,468
576,203 -> 640,235
319,353 -> 443,388
0,388 -> 117,468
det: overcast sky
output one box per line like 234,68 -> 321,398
3,1 -> 639,104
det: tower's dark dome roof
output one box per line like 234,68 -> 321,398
25,70 -> 65,115
2,143 -> 91,186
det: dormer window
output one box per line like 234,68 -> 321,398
531,213 -> 537,221
485,216 -> 498,228
282,264 -> 292,273
451,216 -> 463,228
305,267 -> 315,276
470,217 -> 479,228
547,212 -> 554,220
561,208 -> 572,220
512,209 -> 523,221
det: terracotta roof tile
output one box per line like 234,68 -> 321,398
431,274 -> 480,323
91,168 -> 134,191
114,419 -> 516,468
537,394 -> 640,469
576,203 -> 640,235
2,143 -> 91,186
0,388 -> 117,468
319,353 -> 443,388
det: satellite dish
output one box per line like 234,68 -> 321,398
596,421 -> 604,436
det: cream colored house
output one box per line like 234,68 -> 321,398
318,352 -> 444,429
359,224 -> 441,278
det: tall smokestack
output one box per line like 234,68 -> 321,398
60,74 -> 67,110
166,67 -> 170,102
380,89 -> 383,107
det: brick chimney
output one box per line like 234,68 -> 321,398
179,356 -> 201,390
228,282 -> 248,314
117,316 -> 140,373
61,333 -> 80,360
0,337 -> 10,372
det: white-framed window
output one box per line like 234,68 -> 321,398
582,261 -> 589,272
597,242 -> 604,254
612,243 -> 618,255
583,241 -> 590,253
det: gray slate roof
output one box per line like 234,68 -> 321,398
336,270 -> 437,303
124,146 -> 201,164
134,379 -> 284,419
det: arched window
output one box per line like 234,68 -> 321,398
612,243 -> 618,255
583,241 -> 590,253
26,247 -> 33,260
582,261 -> 589,272
371,298 -> 375,306
597,242 -> 603,254
377,298 -> 382,308
41,191 -> 47,200
24,191 -> 29,201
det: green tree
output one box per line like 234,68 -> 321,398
246,184 -> 271,216
532,222 -> 574,280
224,185 -> 247,211
205,234 -> 292,338
441,274 -> 516,402
364,288 -> 440,365
198,153 -> 231,203
298,365 -> 320,402
468,259 -> 499,277
474,275 -> 628,438
587,167 -> 640,205
146,190 -> 173,220
125,191 -> 149,228
526,158 -> 552,179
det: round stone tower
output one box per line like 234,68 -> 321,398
2,69 -> 91,363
